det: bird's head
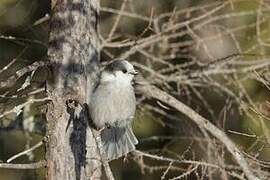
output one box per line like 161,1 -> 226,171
101,60 -> 138,83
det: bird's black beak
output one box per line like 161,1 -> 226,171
130,70 -> 139,75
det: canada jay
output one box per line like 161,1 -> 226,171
89,60 -> 138,161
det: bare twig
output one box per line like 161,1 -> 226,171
7,141 -> 43,163
0,97 -> 50,119
137,82 -> 259,180
134,150 -> 217,168
0,160 -> 46,169
169,165 -> 199,180
106,0 -> 128,41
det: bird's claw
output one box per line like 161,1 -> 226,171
98,126 -> 106,133
123,154 -> 129,163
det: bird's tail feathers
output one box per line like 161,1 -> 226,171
101,126 -> 138,161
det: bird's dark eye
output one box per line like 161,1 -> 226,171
122,69 -> 127,73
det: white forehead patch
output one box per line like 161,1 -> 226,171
122,60 -> 135,72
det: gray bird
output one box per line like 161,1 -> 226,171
89,60 -> 138,161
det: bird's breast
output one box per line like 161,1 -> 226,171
89,81 -> 136,128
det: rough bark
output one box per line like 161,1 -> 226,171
46,0 -> 103,179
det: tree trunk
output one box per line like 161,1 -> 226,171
46,0 -> 102,179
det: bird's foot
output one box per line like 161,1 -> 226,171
98,126 -> 106,133
123,154 -> 129,163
